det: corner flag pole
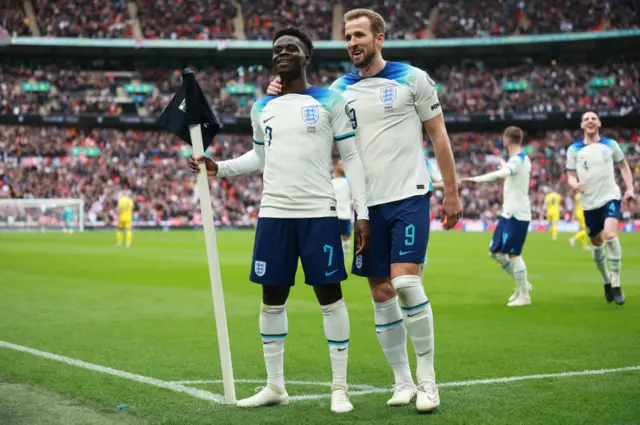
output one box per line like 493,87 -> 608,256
157,68 -> 237,404
188,124 -> 236,404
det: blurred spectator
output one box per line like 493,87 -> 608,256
1,0 -> 31,37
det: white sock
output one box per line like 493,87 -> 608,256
490,252 -> 514,278
510,256 -> 529,294
392,275 -> 435,384
321,298 -> 350,389
260,303 -> 287,390
341,239 -> 350,259
592,244 -> 611,284
373,296 -> 414,385
606,237 -> 622,288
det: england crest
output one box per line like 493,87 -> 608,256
355,255 -> 363,269
301,106 -> 320,124
254,260 -> 267,277
380,86 -> 397,104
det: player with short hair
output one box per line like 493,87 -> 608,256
544,189 -> 562,241
332,160 -> 353,259
569,192 -> 590,250
190,26 -> 369,413
266,9 -> 462,413
62,206 -> 74,234
462,126 -> 533,307
116,191 -> 134,247
565,110 -> 635,305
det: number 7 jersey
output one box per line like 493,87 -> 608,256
250,86 -> 357,218
566,138 -> 625,211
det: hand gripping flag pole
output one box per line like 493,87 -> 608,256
158,69 -> 236,404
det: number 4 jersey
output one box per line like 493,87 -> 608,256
250,86 -> 356,218
566,138 -> 625,211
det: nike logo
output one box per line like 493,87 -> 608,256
263,340 -> 276,345
337,347 -> 347,352
399,250 -> 414,256
416,349 -> 433,357
263,116 -> 275,123
407,311 -> 421,317
325,269 -> 338,277
376,329 -> 393,334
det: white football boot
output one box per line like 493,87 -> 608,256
236,384 -> 289,408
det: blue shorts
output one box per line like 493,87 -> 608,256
352,194 -> 431,278
489,217 -> 529,256
584,200 -> 621,237
250,217 -> 347,287
338,219 -> 352,237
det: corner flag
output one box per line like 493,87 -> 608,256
158,69 -> 236,404
158,68 -> 221,150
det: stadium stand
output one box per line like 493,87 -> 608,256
1,59 -> 638,117
2,0 -> 637,39
241,0 -> 335,41
137,0 -> 237,40
33,0 -> 132,38
1,125 -> 638,226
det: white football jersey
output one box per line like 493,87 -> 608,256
502,153 -> 532,221
251,86 -> 356,218
330,62 -> 441,206
566,138 -> 624,211
332,176 -> 352,220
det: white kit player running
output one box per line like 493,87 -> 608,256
332,160 -> 354,258
191,27 -> 370,413
462,127 -> 533,307
565,111 -> 635,305
268,9 -> 462,413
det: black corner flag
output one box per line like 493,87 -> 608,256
158,68 -> 221,151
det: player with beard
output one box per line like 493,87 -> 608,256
190,26 -> 370,412
267,9 -> 461,413
565,110 -> 634,305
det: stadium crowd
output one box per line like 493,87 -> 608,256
1,60 -> 638,117
1,0 -> 638,40
1,126 -> 638,227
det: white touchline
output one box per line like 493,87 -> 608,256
0,341 -> 224,404
2,340 -> 639,404
171,365 -> 640,401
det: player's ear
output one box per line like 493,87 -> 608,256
304,55 -> 311,67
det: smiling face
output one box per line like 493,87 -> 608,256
344,16 -> 384,69
272,35 -> 309,79
580,111 -> 601,136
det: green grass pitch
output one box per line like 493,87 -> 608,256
0,230 -> 639,425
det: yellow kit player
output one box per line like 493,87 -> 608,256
544,190 -> 562,240
569,192 -> 589,250
116,191 -> 134,247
